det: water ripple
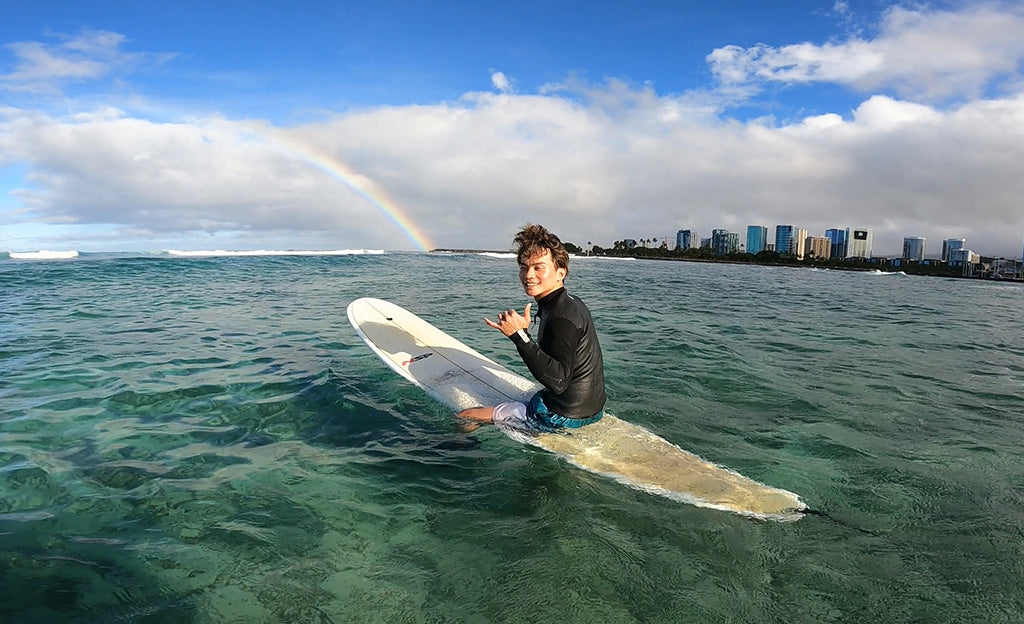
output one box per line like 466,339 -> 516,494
2,254 -> 1024,622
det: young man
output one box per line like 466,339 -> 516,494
459,224 -> 606,432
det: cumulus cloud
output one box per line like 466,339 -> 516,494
708,4 -> 1024,101
490,70 -> 512,93
1,108 -> 388,237
4,82 -> 1024,255
3,5 -> 1024,257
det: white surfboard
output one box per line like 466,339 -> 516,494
347,297 -> 806,521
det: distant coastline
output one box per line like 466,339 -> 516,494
431,247 -> 1024,282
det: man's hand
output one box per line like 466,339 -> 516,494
484,303 -> 532,337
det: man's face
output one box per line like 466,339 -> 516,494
519,250 -> 566,299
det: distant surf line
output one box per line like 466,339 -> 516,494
259,130 -> 435,252
7,250 -> 79,260
166,249 -> 383,257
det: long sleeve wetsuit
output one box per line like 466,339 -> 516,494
508,287 -> 606,419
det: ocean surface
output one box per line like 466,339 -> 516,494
2,250 -> 1023,623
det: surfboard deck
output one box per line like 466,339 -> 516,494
347,297 -> 806,521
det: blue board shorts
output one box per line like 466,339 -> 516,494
492,391 -> 604,433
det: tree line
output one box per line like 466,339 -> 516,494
563,240 -> 969,277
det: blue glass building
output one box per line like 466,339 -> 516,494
775,225 -> 795,256
942,238 -> 965,262
676,229 -> 698,250
746,225 -> 768,255
825,228 -> 848,259
903,237 -> 926,261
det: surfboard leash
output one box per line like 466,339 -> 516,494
798,508 -> 877,536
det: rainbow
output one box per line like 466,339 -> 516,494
260,131 -> 435,251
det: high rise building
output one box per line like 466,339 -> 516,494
903,237 -> 927,261
825,228 -> 848,259
846,228 -> 873,258
775,225 -> 795,256
712,229 -> 740,255
805,236 -> 831,260
942,238 -> 965,262
792,228 -> 808,259
949,248 -> 979,265
746,225 -> 768,255
676,230 -> 699,250
728,232 -> 740,253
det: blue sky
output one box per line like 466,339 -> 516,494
4,1 -> 862,119
3,1 -> 1024,256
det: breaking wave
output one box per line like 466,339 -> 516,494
7,250 -> 79,260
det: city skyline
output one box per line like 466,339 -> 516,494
664,223 -> 1021,261
595,225 -> 1022,280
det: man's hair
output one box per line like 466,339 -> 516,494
514,223 -> 569,273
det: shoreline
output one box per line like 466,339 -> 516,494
430,248 -> 1023,282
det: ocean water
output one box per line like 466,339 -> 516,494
2,251 -> 1023,623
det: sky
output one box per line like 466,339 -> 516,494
2,0 -> 1024,257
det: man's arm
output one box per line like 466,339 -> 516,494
509,317 -> 580,394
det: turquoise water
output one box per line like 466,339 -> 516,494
2,252 -> 1023,623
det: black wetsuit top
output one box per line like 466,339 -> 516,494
508,287 -> 606,419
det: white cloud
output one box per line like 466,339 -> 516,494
849,95 -> 942,129
4,81 -> 1024,256
708,4 -> 1024,101
1,109 -> 386,238
4,6 -> 1024,257
0,29 -> 164,94
490,70 -> 512,93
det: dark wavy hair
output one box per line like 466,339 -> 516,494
514,223 -> 569,274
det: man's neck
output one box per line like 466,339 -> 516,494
535,286 -> 564,303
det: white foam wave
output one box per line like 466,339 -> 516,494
165,249 -> 384,257
9,250 -> 79,260
477,252 -> 516,259
868,269 -> 907,276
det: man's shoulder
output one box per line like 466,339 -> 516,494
557,290 -> 595,322
562,289 -> 591,307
